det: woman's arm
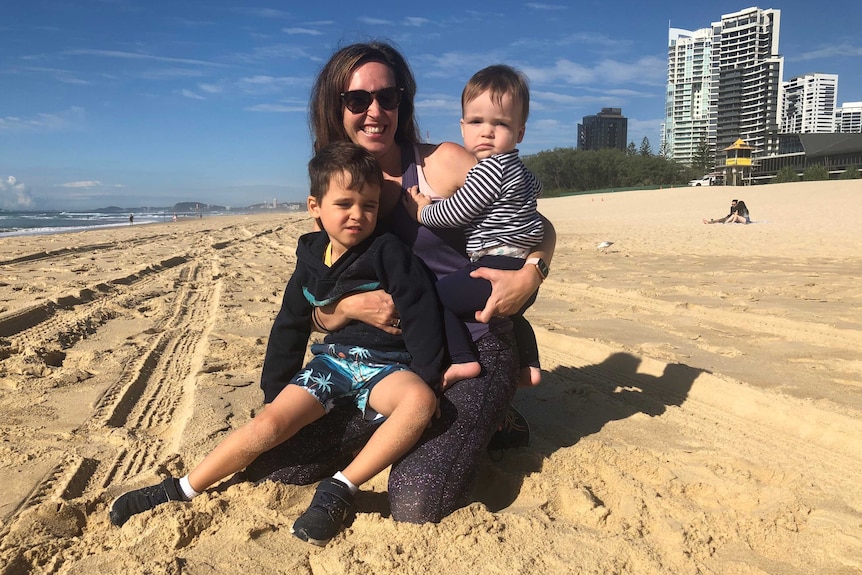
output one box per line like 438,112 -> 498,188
470,213 -> 556,322
314,290 -> 402,335
420,142 -> 476,198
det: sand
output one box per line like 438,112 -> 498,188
1,180 -> 860,574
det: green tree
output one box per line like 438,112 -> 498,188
626,141 -> 637,156
840,165 -> 860,179
773,166 -> 799,183
803,164 -> 830,181
692,136 -> 713,174
639,137 -> 653,157
658,139 -> 670,159
522,146 -> 694,193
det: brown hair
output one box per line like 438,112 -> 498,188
308,141 -> 384,202
309,41 -> 420,153
461,64 -> 530,124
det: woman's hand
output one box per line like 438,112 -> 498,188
469,265 -> 542,323
470,213 -> 554,323
317,290 -> 401,334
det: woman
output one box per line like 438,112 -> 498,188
724,199 -> 750,224
703,199 -> 750,224
244,41 -> 556,524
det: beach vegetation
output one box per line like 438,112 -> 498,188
803,164 -> 830,181
773,166 -> 799,183
692,136 -> 714,175
840,165 -> 860,179
523,147 -> 697,196
639,137 -> 653,157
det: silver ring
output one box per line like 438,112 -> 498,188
393,319 -> 401,328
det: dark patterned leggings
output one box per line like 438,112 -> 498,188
241,327 -> 518,523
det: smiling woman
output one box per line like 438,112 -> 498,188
241,40 -> 557,528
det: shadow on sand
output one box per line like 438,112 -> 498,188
474,352 -> 705,513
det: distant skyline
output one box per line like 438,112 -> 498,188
2,1 -> 860,210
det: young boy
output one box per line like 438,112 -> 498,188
403,64 -> 545,388
110,141 -> 444,547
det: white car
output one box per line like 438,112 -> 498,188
688,176 -> 713,186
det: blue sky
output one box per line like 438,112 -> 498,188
2,1 -> 860,210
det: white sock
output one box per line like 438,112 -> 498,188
333,471 -> 358,495
179,475 -> 200,500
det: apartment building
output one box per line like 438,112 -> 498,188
577,108 -> 628,151
663,7 -> 783,166
781,73 -> 838,133
664,27 -> 713,164
836,102 -> 862,133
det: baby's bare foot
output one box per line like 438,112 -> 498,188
443,362 -> 481,388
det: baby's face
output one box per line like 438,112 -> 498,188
460,90 -> 525,160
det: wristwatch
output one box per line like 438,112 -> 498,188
525,257 -> 549,280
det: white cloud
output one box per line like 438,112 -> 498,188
65,48 -> 228,68
0,107 -> 84,132
59,181 -> 103,188
0,176 -> 33,209
526,3 -> 567,10
246,103 -> 307,113
523,56 -> 666,87
283,27 -> 323,35
198,83 -> 223,94
237,75 -> 306,95
405,17 -> 431,27
791,43 -> 862,61
358,17 -> 392,25
181,88 -> 206,100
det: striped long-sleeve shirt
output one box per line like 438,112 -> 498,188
419,149 -> 543,258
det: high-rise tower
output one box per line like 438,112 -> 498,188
664,27 -> 713,164
781,74 -> 838,133
663,7 -> 783,166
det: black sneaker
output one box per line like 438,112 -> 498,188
109,477 -> 185,526
487,404 -> 530,454
290,477 -> 354,546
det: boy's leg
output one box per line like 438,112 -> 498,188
341,370 -> 437,486
110,385 -> 324,527
188,386 -> 325,491
291,370 -> 436,546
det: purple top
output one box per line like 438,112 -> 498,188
380,144 -> 509,341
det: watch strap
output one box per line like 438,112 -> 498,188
525,257 -> 549,280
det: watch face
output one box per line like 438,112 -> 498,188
537,259 -> 549,278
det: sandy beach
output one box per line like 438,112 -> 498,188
1,180 -> 860,574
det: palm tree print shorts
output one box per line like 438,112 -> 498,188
289,343 -> 413,419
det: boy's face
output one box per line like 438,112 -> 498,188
308,171 -> 379,257
460,89 -> 525,160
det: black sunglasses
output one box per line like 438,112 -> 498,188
340,87 -> 404,114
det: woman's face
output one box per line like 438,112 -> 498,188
341,61 -> 399,158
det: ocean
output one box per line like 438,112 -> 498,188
0,210 -> 179,238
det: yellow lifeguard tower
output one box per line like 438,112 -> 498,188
720,138 -> 755,186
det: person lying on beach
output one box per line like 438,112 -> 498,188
703,199 -> 750,224
403,64 -> 545,389
109,141 -> 445,547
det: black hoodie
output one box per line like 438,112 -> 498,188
260,231 -> 445,403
